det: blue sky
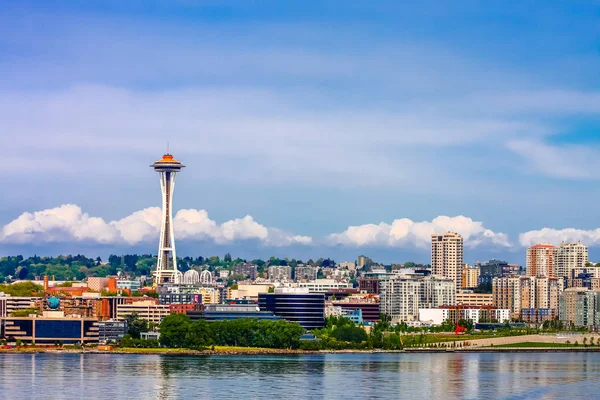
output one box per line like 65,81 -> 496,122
1,1 -> 599,264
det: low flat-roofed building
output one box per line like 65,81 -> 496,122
331,301 -> 380,322
456,292 -> 493,307
3,311 -> 99,344
228,283 -> 274,300
0,296 -> 42,318
98,320 -> 127,343
187,303 -> 280,322
116,301 -> 170,324
116,280 -> 142,292
299,279 -> 353,293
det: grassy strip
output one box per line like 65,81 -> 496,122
492,342 -> 585,348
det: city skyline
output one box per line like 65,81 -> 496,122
1,2 -> 600,264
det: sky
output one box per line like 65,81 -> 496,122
1,1 -> 599,264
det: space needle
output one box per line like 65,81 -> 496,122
151,152 -> 185,285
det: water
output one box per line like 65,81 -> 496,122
1,352 -> 599,399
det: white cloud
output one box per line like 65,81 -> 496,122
327,215 -> 512,249
0,205 -> 311,247
519,228 -> 600,247
507,139 -> 600,180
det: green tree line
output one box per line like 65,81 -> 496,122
156,314 -> 305,350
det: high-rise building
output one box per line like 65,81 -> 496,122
151,153 -> 185,285
555,241 -> 588,279
431,232 -> 464,290
462,264 -> 480,289
379,275 -> 455,322
559,288 -> 600,328
357,256 -> 367,268
493,276 -> 563,322
526,244 -> 555,277
477,259 -> 512,285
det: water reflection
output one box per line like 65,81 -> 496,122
1,353 -> 600,399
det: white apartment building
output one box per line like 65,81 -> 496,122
268,265 -> 292,282
418,308 -> 511,325
116,301 -> 171,324
555,241 -> 588,278
298,279 -> 353,293
431,232 -> 464,290
379,276 -> 455,322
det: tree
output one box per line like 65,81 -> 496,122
124,313 -> 149,339
224,253 -> 232,263
159,314 -> 193,348
186,320 -> 213,349
458,319 -> 474,333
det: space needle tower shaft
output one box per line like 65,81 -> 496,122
151,153 -> 185,284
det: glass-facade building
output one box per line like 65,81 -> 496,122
3,317 -> 99,344
258,293 -> 325,329
98,320 -> 128,343
187,304 -> 280,322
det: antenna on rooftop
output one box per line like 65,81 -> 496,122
167,142 -> 170,154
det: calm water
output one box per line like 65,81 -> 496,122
0,352 -> 599,399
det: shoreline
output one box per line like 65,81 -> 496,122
2,347 -> 600,355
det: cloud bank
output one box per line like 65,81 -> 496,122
519,228 -> 600,247
7,205 -> 600,252
0,204 -> 312,247
327,215 -> 511,249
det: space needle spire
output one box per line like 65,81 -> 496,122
151,152 -> 185,285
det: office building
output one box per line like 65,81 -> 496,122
228,283 -> 274,300
298,279 -> 353,293
431,232 -> 464,289
527,244 -> 555,278
158,292 -> 202,305
379,276 -> 455,322
187,304 -> 280,322
116,280 -> 142,292
98,320 -> 128,343
455,292 -> 493,307
3,311 -> 99,344
0,296 -> 42,318
477,259 -> 512,285
116,301 -> 171,324
258,288 -> 325,329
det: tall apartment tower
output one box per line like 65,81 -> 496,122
555,241 -> 588,278
526,244 -> 555,277
431,232 -> 463,290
